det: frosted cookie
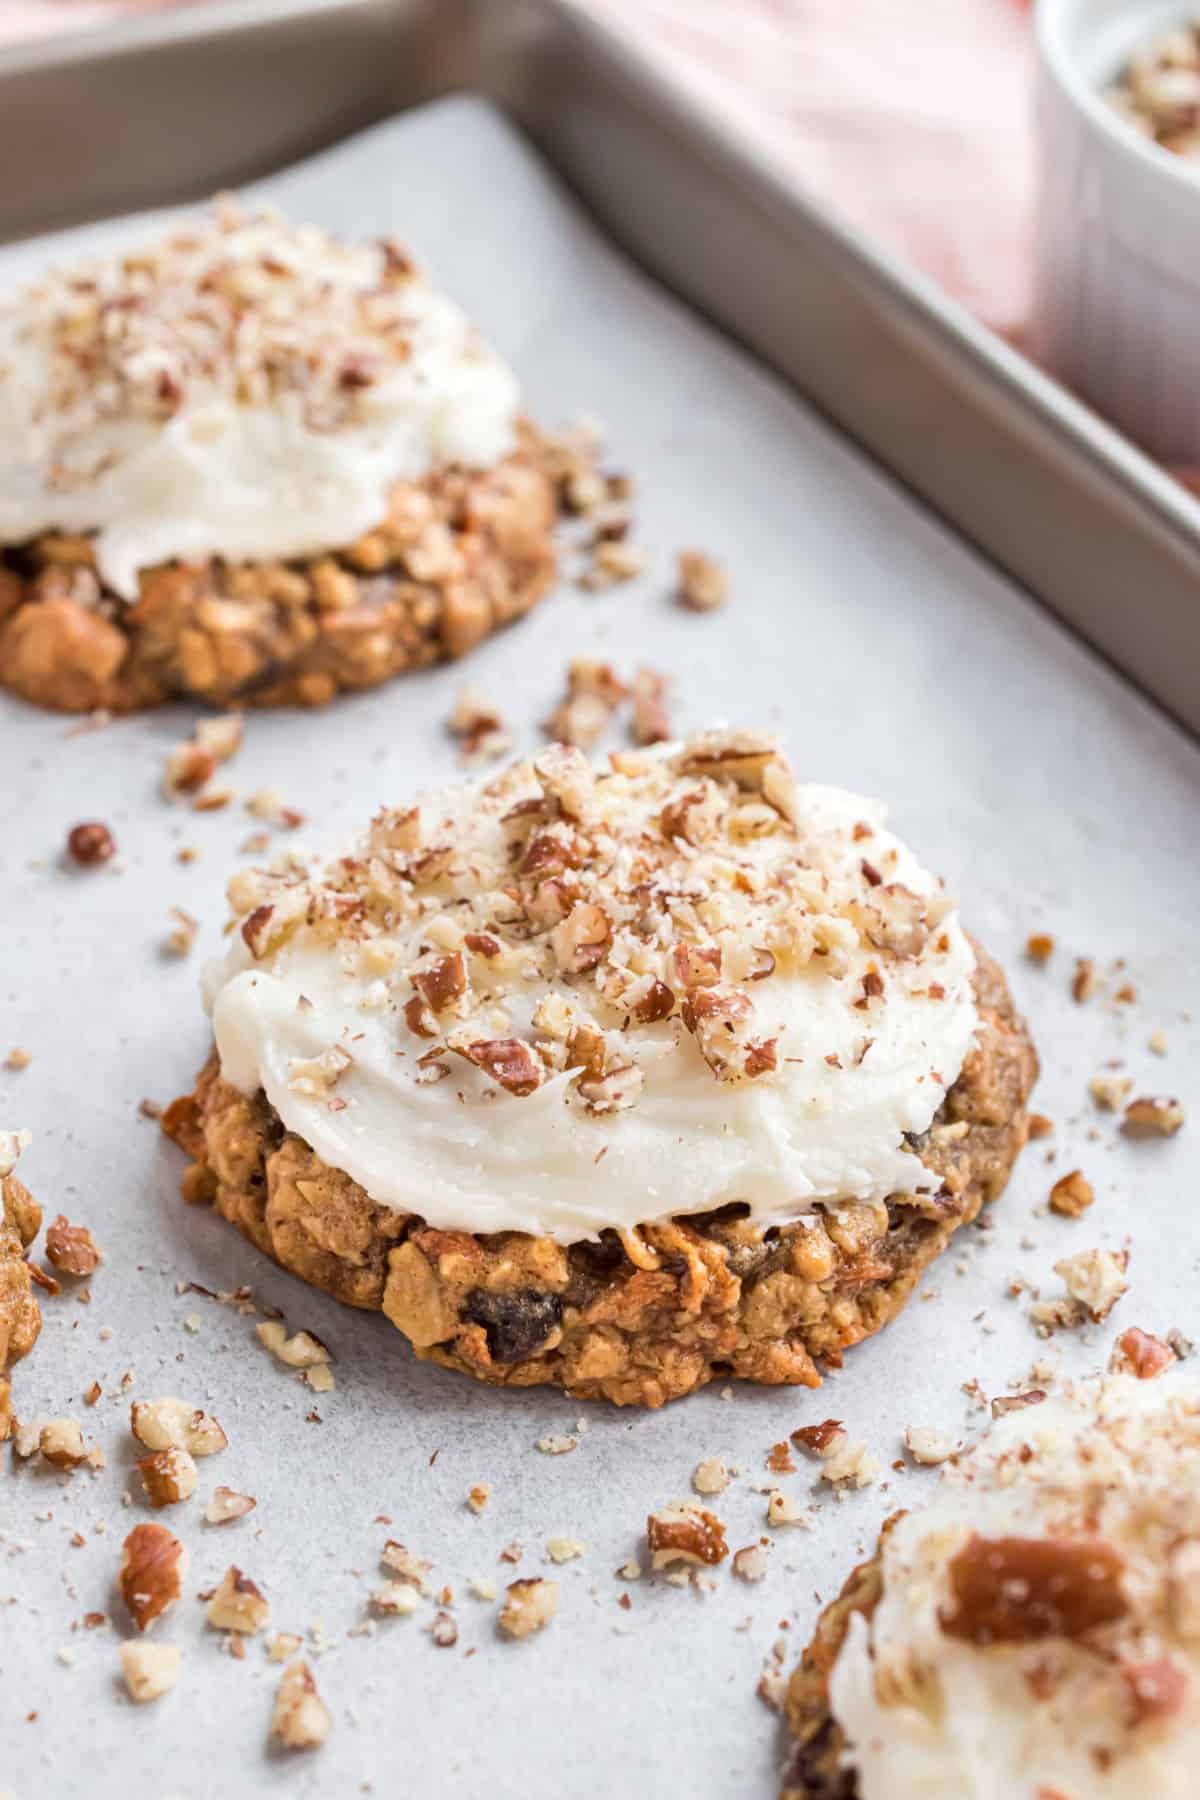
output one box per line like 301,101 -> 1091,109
0,1131 -> 41,1442
164,729 -> 1036,1407
783,1356 -> 1200,1797
0,198 -> 557,712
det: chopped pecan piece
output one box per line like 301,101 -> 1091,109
1072,957 -> 1099,1002
457,1038 -> 542,1097
631,666 -> 672,744
732,1545 -> 769,1582
1122,1096 -> 1185,1138
411,951 -> 467,1015
631,979 -> 675,1024
131,1397 -> 228,1456
39,1417 -> 89,1468
1123,1657 -> 1189,1725
163,742 -> 216,797
670,943 -> 722,989
430,1610 -> 459,1647
1048,1170 -> 1094,1218
255,1320 -> 331,1368
1089,1070 -> 1132,1111
271,1660 -> 331,1751
1109,1327 -> 1174,1380
791,1419 -> 845,1454
1167,1541 -> 1200,1643
120,1523 -> 187,1632
204,1486 -> 256,1526
240,903 -> 275,957
44,1215 -> 102,1277
544,661 -> 627,749
940,1534 -> 1128,1644
498,1577 -> 559,1639
991,1390 -> 1047,1419
551,902 -> 612,974
120,1641 -> 182,1704
206,1565 -> 270,1634
139,1447 -> 198,1508
681,985 -> 769,1083
1055,1247 -> 1129,1322
646,1503 -> 728,1569
676,549 -> 728,613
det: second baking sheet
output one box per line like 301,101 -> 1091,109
1,95 -> 1197,1800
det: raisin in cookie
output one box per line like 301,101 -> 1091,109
0,198 -> 558,712
165,729 -> 1036,1407
782,1355 -> 1200,1798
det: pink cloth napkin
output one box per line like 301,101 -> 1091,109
584,0 -> 1036,338
1,0 -> 1036,336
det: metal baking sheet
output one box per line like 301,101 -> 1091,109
1,0 -> 1197,739
1,94 -> 1198,1800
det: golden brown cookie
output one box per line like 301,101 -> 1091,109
164,730 -> 1036,1407
0,1132 -> 42,1441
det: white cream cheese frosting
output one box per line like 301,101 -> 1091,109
829,1366 -> 1200,1799
203,731 -> 978,1243
0,197 -> 520,597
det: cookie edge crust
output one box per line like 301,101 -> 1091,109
779,1526 -> 889,1800
162,942 -> 1037,1409
0,423 -> 556,713
0,1168 -> 43,1442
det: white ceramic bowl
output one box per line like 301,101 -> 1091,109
1035,0 -> 1200,463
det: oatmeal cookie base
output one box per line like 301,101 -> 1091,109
0,1170 -> 42,1441
0,424 -> 556,713
162,945 -> 1036,1409
780,1525 -> 892,1800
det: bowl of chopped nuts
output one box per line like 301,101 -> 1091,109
1035,0 -> 1200,463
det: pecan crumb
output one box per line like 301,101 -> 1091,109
1056,1247 -> 1129,1323
1048,1170 -> 1095,1218
732,1544 -> 769,1583
271,1660 -> 331,1751
904,1425 -> 958,1465
138,1447 -> 198,1508
39,1417 -> 89,1469
691,1457 -> 731,1497
45,1216 -> 102,1277
164,907 -> 200,958
120,1641 -> 181,1704
1122,1096 -> 1185,1138
498,1578 -> 559,1639
677,549 -> 728,612
131,1397 -> 227,1456
1089,1070 -> 1132,1112
120,1522 -> 187,1632
1071,957 -> 1099,1002
646,1503 -> 728,1568
630,666 -> 672,746
1109,1327 -> 1175,1380
206,1565 -> 270,1634
204,1486 -> 256,1526
766,1491 -> 813,1529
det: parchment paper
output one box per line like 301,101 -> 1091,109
1,97 -> 1197,1800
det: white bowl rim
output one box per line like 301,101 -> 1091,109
1035,0 -> 1200,203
